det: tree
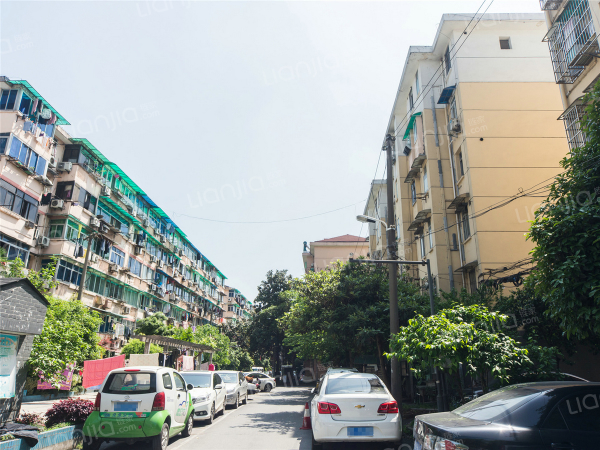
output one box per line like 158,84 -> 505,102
30,297 -> 104,388
135,312 -> 174,336
0,254 -> 58,295
170,324 -> 232,369
528,80 -> 600,339
388,305 -> 533,392
221,344 -> 254,371
120,339 -> 163,358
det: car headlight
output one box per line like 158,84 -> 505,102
192,395 -> 209,404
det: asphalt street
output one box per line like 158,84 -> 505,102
97,386 -> 405,450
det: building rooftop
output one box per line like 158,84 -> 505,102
315,235 -> 367,243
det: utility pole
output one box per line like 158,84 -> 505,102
383,133 -> 401,405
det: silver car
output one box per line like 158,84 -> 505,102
216,370 -> 248,408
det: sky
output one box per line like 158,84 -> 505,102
0,0 -> 542,299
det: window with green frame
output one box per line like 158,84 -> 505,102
65,220 -> 88,243
123,287 -> 140,307
49,219 -> 66,239
105,280 -> 123,300
86,272 -> 105,295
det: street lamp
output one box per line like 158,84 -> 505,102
356,215 -> 395,231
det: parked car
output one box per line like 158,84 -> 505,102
244,372 -> 260,395
310,372 -> 401,449
180,370 -> 226,424
326,367 -> 359,374
246,371 -> 276,392
82,366 -> 195,450
217,370 -> 248,408
413,382 -> 600,450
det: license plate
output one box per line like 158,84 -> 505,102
347,427 -> 374,437
114,402 -> 138,412
414,439 -> 423,450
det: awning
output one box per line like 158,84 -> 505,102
454,260 -> 478,273
407,209 -> 431,232
7,79 -> 70,125
438,86 -> 456,105
70,138 -> 111,164
402,112 -> 422,140
99,197 -> 140,225
411,153 -> 426,169
107,162 -> 147,196
448,193 -> 470,211
88,306 -> 126,319
404,167 -> 420,183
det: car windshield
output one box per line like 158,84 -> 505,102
325,376 -> 386,395
103,372 -> 155,394
454,385 -> 542,421
181,373 -> 211,388
218,373 -> 238,383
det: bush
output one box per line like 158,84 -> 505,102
15,412 -> 44,427
45,398 -> 93,427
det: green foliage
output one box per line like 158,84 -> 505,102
30,297 -> 104,388
135,312 -> 174,336
388,305 -> 532,391
528,80 -> 600,340
170,324 -> 232,369
120,339 -> 163,358
0,254 -> 59,295
221,344 -> 254,371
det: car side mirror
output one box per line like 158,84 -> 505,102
215,384 -> 223,389
187,383 -> 194,391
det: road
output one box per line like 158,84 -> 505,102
98,386 -> 405,450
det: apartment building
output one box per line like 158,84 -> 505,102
363,180 -> 388,260
541,0 -> 600,148
0,77 -> 248,353
381,14 -> 568,294
224,287 -> 253,323
301,234 -> 369,273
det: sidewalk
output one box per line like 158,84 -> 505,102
19,392 -> 97,416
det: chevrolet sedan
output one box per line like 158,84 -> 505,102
310,372 -> 401,449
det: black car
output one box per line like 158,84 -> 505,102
413,382 -> 600,450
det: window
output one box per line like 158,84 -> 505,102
65,220 -> 87,243
110,247 -> 125,266
0,232 -> 29,263
55,181 -> 75,200
420,236 -> 426,259
49,220 -> 65,239
103,372 -> 155,395
449,97 -> 457,120
105,280 -> 123,300
128,257 -> 142,276
56,259 -> 82,285
499,38 -> 511,50
461,206 -> 471,240
77,187 -> 97,214
0,180 -> 38,222
18,92 -> 32,115
408,87 -> 414,110
86,273 -> 105,295
326,376 -> 385,395
423,166 -> 429,192
428,223 -> 433,250
444,46 -> 452,74
0,133 -> 8,153
0,89 -> 18,110
410,181 -> 417,204
415,70 -> 420,94
174,373 -> 186,391
458,151 -> 464,177
213,373 -> 222,386
556,391 -> 600,431
7,137 -> 47,175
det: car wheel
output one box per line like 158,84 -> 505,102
151,423 -> 169,450
242,392 -> 248,405
82,438 -> 102,450
181,415 -> 193,437
207,403 -> 215,424
264,384 -> 272,392
311,432 -> 323,450
234,393 -> 240,409
220,401 -> 226,416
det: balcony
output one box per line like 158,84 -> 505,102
403,113 -> 426,183
540,0 -> 564,10
407,209 -> 431,233
543,0 -> 598,84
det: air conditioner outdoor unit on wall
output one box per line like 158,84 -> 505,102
57,162 -> 72,172
101,186 -> 111,197
24,221 -> 35,229
90,217 -> 100,228
123,307 -> 131,315
50,199 -> 64,209
37,236 -> 50,247
109,263 -> 119,272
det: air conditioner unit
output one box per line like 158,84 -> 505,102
123,307 -> 131,315
448,119 -> 461,135
91,254 -> 99,263
134,246 -> 143,256
126,204 -> 134,213
178,249 -> 184,257
159,235 -> 166,243
93,296 -> 103,306
37,236 -> 50,247
158,260 -> 164,268
50,199 -> 64,209
24,220 -> 35,229
109,263 -> 119,272
57,162 -> 72,172
143,218 -> 150,227
150,284 -> 157,292
120,266 -> 130,273
150,255 -> 157,263
90,217 -> 100,228
169,292 -> 176,301
101,186 -> 111,197
49,156 -> 56,167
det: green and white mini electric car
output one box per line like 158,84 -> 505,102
82,366 -> 195,450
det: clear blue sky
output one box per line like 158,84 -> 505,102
1,0 -> 541,299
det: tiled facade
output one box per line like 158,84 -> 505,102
0,77 -> 251,354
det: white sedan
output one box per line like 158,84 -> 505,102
180,371 -> 226,424
310,372 -> 401,449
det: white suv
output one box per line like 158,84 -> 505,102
217,371 -> 248,408
180,371 -> 227,424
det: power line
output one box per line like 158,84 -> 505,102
175,199 -> 366,224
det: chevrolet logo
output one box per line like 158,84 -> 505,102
354,405 -> 365,409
